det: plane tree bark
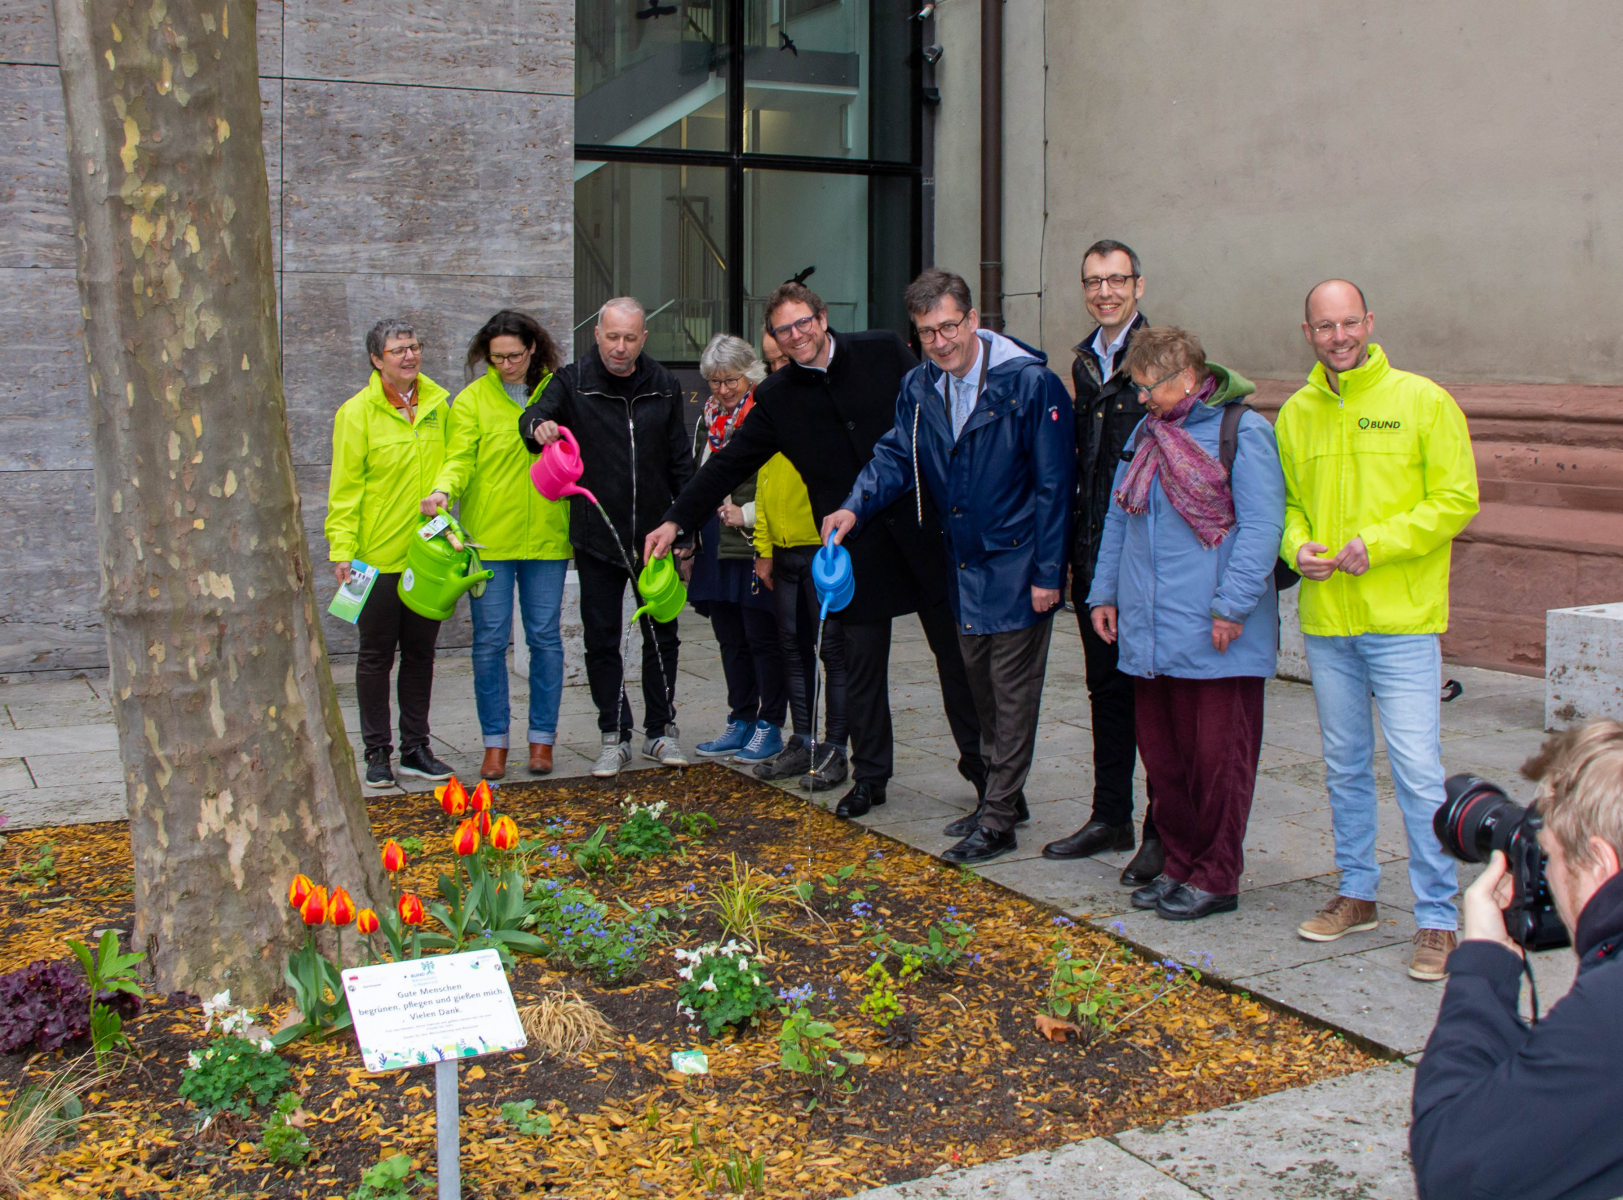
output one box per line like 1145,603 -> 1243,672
53,0 -> 385,1003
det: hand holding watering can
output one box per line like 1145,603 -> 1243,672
820,508 -> 859,547
530,425 -> 598,506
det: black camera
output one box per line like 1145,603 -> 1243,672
1433,775 -> 1569,951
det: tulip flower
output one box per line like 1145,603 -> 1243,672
356,908 -> 380,935
299,884 -> 329,926
398,892 -> 425,926
476,810 -> 492,837
381,838 -> 407,873
328,886 -> 357,927
452,818 -> 481,857
490,814 -> 520,852
469,780 -> 494,813
438,777 -> 469,818
288,873 -> 315,910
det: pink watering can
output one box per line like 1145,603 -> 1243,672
530,425 -> 597,505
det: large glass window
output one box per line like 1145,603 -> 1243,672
575,0 -> 920,364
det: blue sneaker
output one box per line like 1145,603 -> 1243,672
696,719 -> 753,758
734,721 -> 784,763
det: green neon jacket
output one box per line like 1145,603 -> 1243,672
753,453 -> 821,554
325,371 -> 451,573
433,368 -> 571,561
1275,344 -> 1479,637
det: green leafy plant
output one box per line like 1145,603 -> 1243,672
857,954 -> 920,1029
1043,940 -> 1203,1045
614,798 -> 674,860
66,929 -> 145,1069
8,839 -> 57,889
260,1092 -> 311,1165
179,1034 -> 292,1118
499,1099 -> 552,1137
673,940 -> 776,1036
692,1150 -> 765,1194
275,938 -> 351,1047
862,916 -> 976,978
397,836 -> 427,857
777,1004 -> 863,1092
348,1153 -> 430,1199
708,854 -> 798,948
566,823 -> 618,875
424,860 -> 548,966
673,810 -> 717,840
525,878 -> 663,985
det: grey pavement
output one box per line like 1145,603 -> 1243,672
0,608 -> 1574,1199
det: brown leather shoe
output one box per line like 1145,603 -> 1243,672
1297,895 -> 1379,942
480,747 -> 507,780
528,743 -> 553,776
1408,928 -> 1457,982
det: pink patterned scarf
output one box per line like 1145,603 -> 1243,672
1113,375 -> 1236,548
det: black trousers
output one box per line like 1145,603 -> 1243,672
356,572 -> 441,757
843,598 -> 984,787
959,615 -> 1053,832
1077,606 -> 1158,838
771,545 -> 848,745
576,551 -> 680,740
710,601 -> 788,727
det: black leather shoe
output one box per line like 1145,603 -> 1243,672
397,745 -> 453,781
941,825 -> 1018,865
835,782 -> 887,819
1042,819 -> 1134,861
1130,874 -> 1181,910
943,791 -> 1030,837
1119,837 -> 1166,886
1155,882 -> 1239,921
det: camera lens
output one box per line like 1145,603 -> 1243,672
1434,775 -> 1522,863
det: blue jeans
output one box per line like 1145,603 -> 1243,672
1305,632 -> 1458,930
470,559 -> 567,749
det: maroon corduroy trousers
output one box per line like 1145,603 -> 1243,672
1134,674 -> 1265,895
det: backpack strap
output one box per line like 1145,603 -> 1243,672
1218,402 -> 1250,477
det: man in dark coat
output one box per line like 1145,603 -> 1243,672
825,270 -> 1074,863
520,296 -> 691,776
643,282 -> 985,818
1041,239 -> 1164,885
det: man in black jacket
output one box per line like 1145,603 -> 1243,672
1411,720 -> 1623,1200
1041,239 -> 1162,885
644,282 -> 986,819
520,297 -> 692,777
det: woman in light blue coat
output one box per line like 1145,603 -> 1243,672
1086,326 -> 1286,922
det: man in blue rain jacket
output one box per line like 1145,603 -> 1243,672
825,269 -> 1075,864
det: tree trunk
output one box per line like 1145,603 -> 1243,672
53,0 -> 385,1003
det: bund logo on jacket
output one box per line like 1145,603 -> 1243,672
1357,416 -> 1401,431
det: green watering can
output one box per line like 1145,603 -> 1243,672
632,555 -> 686,624
398,508 -> 494,621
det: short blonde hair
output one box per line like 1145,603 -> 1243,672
1122,325 -> 1211,386
1522,720 -> 1623,869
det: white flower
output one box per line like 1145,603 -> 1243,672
699,977 -> 718,992
258,1038 -> 275,1054
676,966 -> 694,981
201,990 -> 232,1032
187,1051 -> 202,1069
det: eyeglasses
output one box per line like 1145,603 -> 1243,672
488,348 -> 531,365
1083,273 -> 1137,293
1308,315 -> 1368,338
381,342 -> 424,358
706,374 -> 746,392
915,317 -> 968,344
1131,367 -> 1187,398
768,314 -> 818,341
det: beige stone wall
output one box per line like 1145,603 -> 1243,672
0,0 -> 573,673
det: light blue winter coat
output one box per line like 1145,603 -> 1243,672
1085,364 -> 1284,680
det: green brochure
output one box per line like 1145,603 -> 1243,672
328,560 -> 379,623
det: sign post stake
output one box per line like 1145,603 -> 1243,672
434,1058 -> 460,1199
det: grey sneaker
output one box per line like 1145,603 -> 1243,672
642,730 -> 688,767
800,745 -> 849,791
592,733 -> 632,778
753,735 -> 811,780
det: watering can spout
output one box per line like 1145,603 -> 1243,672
447,568 -> 495,601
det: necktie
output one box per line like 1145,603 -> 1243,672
952,371 -> 975,439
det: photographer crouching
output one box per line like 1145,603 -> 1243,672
1412,720 -> 1623,1200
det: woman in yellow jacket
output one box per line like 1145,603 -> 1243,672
422,311 -> 571,781
326,318 -> 456,790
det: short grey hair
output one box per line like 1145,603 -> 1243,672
700,334 -> 766,386
598,296 -> 646,325
366,317 -> 416,362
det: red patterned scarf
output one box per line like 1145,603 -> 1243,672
1113,375 -> 1235,548
704,390 -> 755,450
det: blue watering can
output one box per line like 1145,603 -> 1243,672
811,533 -> 854,618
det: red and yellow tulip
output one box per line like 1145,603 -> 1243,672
398,893 -> 425,926
327,886 -> 357,927
452,818 -> 481,857
469,779 -> 494,813
490,814 -> 520,852
381,838 -> 407,873
437,777 -> 469,818
355,908 -> 380,935
288,873 -> 315,910
299,884 -> 329,926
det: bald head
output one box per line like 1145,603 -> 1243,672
1305,279 -> 1367,323
1302,279 -> 1374,388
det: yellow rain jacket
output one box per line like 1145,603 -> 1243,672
433,368 -> 571,561
326,372 -> 452,573
1275,345 -> 1479,637
752,453 -> 821,554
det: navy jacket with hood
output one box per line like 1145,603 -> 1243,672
840,330 -> 1075,636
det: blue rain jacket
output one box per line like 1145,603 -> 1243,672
842,330 -> 1075,635
1085,364 -> 1284,679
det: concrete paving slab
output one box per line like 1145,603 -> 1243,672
0,678 -> 104,705
0,758 -> 33,791
1235,945 -> 1444,1056
1112,1063 -> 1418,1200
0,782 -> 127,829
0,724 -> 120,758
4,696 -> 114,729
977,854 -> 1135,920
855,1136 -> 1203,1199
26,749 -> 124,787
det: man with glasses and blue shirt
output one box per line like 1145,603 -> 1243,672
644,281 -> 986,821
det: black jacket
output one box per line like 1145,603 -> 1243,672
1071,312 -> 1148,594
1411,871 -> 1623,1200
663,330 -> 945,625
519,346 -> 692,568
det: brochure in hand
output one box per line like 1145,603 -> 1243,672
328,560 -> 379,623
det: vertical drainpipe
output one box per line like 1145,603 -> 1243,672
980,0 -> 1003,331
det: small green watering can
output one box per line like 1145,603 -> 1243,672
399,508 -> 495,621
632,555 -> 686,624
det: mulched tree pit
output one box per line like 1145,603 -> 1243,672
1,764 -> 1376,1198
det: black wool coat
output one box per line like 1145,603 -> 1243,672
1071,311 -> 1149,595
663,330 -> 947,625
